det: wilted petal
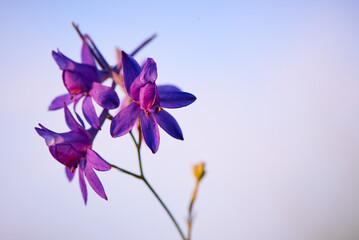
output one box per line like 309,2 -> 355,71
158,91 -> 196,109
89,82 -> 119,109
139,83 -> 157,110
65,167 -> 76,182
48,93 -> 73,110
81,40 -> 96,67
115,48 -> 122,69
82,96 -> 100,129
122,51 -> 141,96
79,164 -> 88,204
84,164 -> 108,200
110,102 -> 141,137
139,58 -> 157,83
153,110 -> 183,140
86,148 -> 111,171
64,105 -> 81,131
140,111 -> 160,153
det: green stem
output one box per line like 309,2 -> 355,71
142,176 -> 186,240
109,164 -> 141,179
131,131 -> 186,240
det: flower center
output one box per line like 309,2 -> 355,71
155,107 -> 163,113
67,165 -> 77,173
144,110 -> 151,117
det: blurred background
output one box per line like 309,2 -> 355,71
1,0 -> 359,239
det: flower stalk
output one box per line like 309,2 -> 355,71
36,22 -> 201,240
111,128 -> 186,240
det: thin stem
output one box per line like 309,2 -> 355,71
84,34 -> 110,70
138,120 -> 142,150
72,22 -> 109,70
109,164 -> 141,179
142,177 -> 186,240
189,181 -> 199,214
130,34 -> 157,56
136,128 -> 144,176
187,181 -> 200,240
129,130 -> 138,148
129,131 -> 186,240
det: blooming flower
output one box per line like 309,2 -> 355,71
110,51 -> 196,153
49,40 -> 119,129
35,105 -> 111,204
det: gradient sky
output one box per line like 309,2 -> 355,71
1,1 -> 359,239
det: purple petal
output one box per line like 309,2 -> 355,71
157,84 -> 181,93
139,58 -> 157,83
82,96 -> 100,129
53,50 -> 98,84
153,110 -> 183,140
139,83 -> 157,110
98,70 -> 111,82
158,91 -> 196,109
48,93 -> 74,110
81,40 -> 96,67
65,167 -> 76,182
86,148 -> 111,171
75,112 -> 85,128
49,144 -> 82,167
129,76 -> 143,102
122,51 -> 141,96
52,50 -> 77,71
140,111 -> 160,153
63,71 -> 87,94
64,105 -> 80,131
73,95 -> 85,128
79,162 -> 88,204
110,102 -> 141,137
89,82 -> 120,109
62,65 -> 98,95
35,124 -> 58,146
84,164 -> 108,200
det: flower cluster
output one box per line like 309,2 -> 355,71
36,30 -> 196,204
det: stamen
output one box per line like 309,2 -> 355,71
70,95 -> 74,100
85,92 -> 89,96
155,107 -> 163,113
145,110 -> 151,117
67,166 -> 77,173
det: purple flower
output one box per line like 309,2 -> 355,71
49,40 -> 119,129
110,51 -> 196,153
35,105 -> 111,204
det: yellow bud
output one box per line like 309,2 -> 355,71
192,162 -> 205,182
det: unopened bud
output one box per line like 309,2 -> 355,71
192,162 -> 205,182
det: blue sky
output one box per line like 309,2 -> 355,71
1,1 -> 359,239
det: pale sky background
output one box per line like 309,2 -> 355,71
1,0 -> 359,239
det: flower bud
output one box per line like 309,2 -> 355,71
192,162 -> 205,182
